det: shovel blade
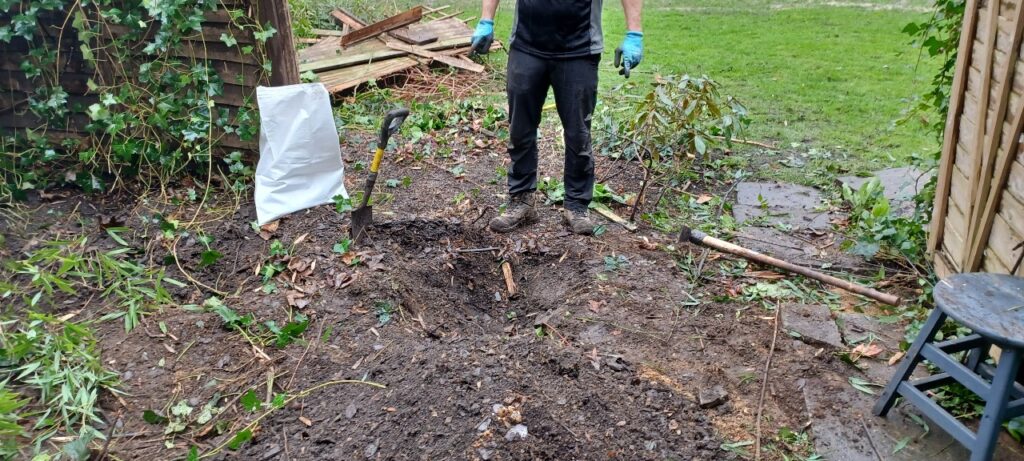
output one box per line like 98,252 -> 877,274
350,206 -> 372,243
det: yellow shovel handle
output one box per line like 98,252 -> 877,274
370,147 -> 384,173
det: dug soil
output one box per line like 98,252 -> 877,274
3,122 -> 899,460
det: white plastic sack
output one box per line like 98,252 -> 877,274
254,83 -> 348,225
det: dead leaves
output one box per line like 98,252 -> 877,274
259,220 -> 279,240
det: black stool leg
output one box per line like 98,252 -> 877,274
971,347 -> 1022,461
965,340 -> 990,372
874,307 -> 947,416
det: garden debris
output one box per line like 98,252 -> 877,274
298,5 -> 501,94
698,385 -> 730,409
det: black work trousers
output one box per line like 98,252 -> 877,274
505,47 -> 599,212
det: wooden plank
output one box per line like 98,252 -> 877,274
257,0 -> 299,85
930,0 -> 983,255
967,106 -> 1024,270
340,7 -> 423,47
391,24 -> 440,45
317,57 -> 420,94
965,0 -> 1024,269
963,0 -> 1004,265
984,214 -> 1022,270
331,8 -> 367,30
300,36 -> 472,73
313,28 -> 344,36
384,40 -> 484,72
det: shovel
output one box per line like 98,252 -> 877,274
350,107 -> 409,244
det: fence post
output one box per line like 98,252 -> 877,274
256,0 -> 300,86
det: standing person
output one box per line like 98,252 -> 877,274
471,0 -> 644,234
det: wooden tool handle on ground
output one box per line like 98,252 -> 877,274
680,227 -> 901,306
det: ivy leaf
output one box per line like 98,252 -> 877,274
271,393 -> 287,409
226,429 -> 253,451
240,390 -> 261,412
254,23 -> 277,43
0,25 -> 12,43
199,250 -> 223,268
142,410 -> 168,425
220,33 -> 237,48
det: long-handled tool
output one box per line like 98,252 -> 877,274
350,107 -> 409,243
678,225 -> 902,306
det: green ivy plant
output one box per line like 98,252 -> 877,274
0,0 -> 276,199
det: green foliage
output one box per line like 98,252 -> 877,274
0,386 -> 28,457
1,0 -> 273,199
264,314 -> 309,348
0,313 -> 119,456
5,235 -> 179,332
596,73 -> 748,167
840,178 -> 928,264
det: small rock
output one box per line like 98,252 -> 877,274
345,402 -> 358,419
364,440 -> 378,458
644,440 -> 657,451
699,385 -> 729,409
476,418 -> 491,432
606,357 -> 628,372
505,424 -> 528,441
478,448 -> 495,460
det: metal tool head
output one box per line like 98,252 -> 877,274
350,204 -> 372,244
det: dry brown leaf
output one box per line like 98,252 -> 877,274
888,351 -> 905,366
259,220 -> 279,241
588,300 -> 604,313
638,237 -> 658,251
696,194 -> 714,204
299,416 -> 313,427
293,232 -> 309,246
852,342 -> 884,359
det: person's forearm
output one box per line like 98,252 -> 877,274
621,0 -> 643,31
481,0 -> 499,20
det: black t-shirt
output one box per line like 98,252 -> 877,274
509,0 -> 604,58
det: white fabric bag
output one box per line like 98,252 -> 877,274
254,83 -> 348,225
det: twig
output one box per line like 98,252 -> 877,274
859,417 -> 884,461
98,412 -> 121,461
456,247 -> 499,253
710,136 -> 777,150
754,303 -> 781,461
286,318 -> 324,390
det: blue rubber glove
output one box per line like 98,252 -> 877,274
615,31 -> 644,78
471,19 -> 495,55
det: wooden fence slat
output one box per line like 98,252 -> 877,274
965,0 -> 1024,269
962,0 -> 1005,267
930,0 -> 984,253
339,7 -> 423,47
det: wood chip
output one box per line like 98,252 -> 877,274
299,416 -> 313,427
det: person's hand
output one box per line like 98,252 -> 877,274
615,31 -> 644,78
471,19 -> 495,55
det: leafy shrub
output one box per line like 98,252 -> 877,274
840,178 -> 928,263
596,73 -> 748,167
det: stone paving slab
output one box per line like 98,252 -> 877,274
733,182 -> 838,231
782,303 -> 844,349
839,167 -> 932,218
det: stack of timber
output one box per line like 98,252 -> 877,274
298,6 -> 499,94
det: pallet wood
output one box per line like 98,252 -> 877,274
331,8 -> 367,30
384,40 -> 483,73
930,0 -> 983,252
340,7 -> 423,47
299,36 -> 473,73
391,23 -> 440,45
317,56 -> 421,93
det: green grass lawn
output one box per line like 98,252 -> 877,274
303,0 -> 942,170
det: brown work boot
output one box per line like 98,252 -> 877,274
562,207 -> 596,235
489,193 -> 537,233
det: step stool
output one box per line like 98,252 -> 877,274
874,273 -> 1024,461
